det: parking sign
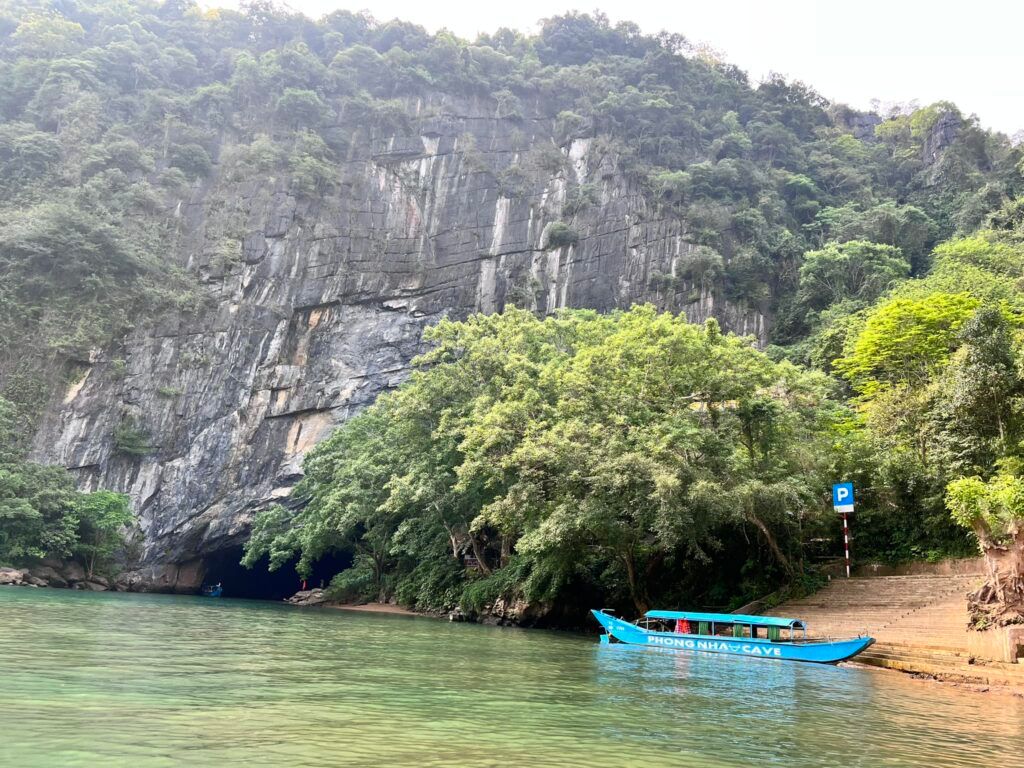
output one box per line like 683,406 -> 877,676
832,482 -> 854,513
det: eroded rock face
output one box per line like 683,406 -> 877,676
0,567 -> 26,585
0,562 -> 106,591
923,110 -> 960,163
285,589 -> 328,606
30,566 -> 67,589
30,94 -> 768,587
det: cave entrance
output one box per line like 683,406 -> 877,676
201,546 -> 352,601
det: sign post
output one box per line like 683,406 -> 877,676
832,483 -> 855,578
841,513 -> 850,578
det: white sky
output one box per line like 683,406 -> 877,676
218,0 -> 1024,136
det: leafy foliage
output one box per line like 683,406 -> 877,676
0,396 -> 133,570
816,216 -> 1024,606
112,416 -> 152,457
74,490 -> 133,577
947,474 -> 1024,544
797,241 -> 909,313
245,306 -> 843,615
834,292 -> 980,398
0,1 -> 1022,613
543,221 -> 579,250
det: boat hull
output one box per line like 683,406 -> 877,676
591,610 -> 873,664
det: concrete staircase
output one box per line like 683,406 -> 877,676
767,574 -> 1024,687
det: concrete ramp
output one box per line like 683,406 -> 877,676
767,573 -> 1024,688
768,574 -> 980,650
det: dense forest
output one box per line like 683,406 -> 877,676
1,0 -> 1023,623
245,222 -> 1024,624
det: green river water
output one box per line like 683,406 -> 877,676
1,589 -> 1022,767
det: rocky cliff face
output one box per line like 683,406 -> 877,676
30,94 -> 767,590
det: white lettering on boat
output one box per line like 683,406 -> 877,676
644,635 -> 782,657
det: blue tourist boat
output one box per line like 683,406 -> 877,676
592,609 -> 873,664
201,583 -> 223,598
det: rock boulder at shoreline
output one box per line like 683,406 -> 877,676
0,567 -> 26,585
286,589 -> 327,606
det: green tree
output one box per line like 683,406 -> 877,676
835,293 -> 980,399
0,460 -> 79,563
928,307 -> 1021,475
275,88 -> 329,128
11,13 -> 84,58
245,307 -> 839,616
74,490 -> 133,578
0,396 -> 134,568
947,473 -> 1024,627
798,240 -> 910,312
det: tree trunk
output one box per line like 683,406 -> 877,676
622,550 -> 648,615
644,551 -> 665,583
969,526 -> 1024,629
470,534 -> 492,576
741,424 -> 755,462
499,533 -> 512,568
442,521 -> 460,560
747,511 -> 795,577
372,553 -> 384,601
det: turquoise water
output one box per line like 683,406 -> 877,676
0,589 -> 1021,767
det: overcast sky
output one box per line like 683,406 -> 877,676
217,0 -> 1024,136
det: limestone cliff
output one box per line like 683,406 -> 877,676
29,94 -> 767,589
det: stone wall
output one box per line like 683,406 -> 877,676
967,625 -> 1024,664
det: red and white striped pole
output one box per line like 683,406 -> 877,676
833,483 -> 854,578
842,512 -> 851,578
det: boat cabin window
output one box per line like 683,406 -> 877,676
640,612 -> 808,642
641,617 -> 674,633
712,623 -> 745,638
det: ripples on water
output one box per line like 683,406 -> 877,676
0,589 -> 1021,767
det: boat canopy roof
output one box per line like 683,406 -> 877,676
645,610 -> 806,630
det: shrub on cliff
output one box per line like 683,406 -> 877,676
112,417 -> 153,457
168,143 -> 213,180
543,221 -> 579,250
0,397 -> 133,570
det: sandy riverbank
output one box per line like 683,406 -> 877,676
328,601 -> 422,616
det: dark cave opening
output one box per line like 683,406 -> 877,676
201,546 -> 352,601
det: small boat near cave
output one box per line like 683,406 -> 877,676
592,609 -> 873,664
200,583 -> 223,598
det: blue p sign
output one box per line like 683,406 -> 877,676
832,482 -> 854,513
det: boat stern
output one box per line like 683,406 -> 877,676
591,610 -> 615,643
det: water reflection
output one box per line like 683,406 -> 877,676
0,589 -> 1021,768
590,640 -> 1023,767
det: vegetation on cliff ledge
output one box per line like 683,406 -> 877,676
0,397 -> 133,575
